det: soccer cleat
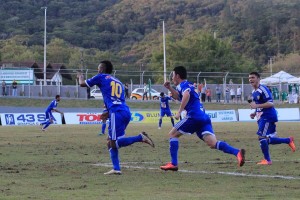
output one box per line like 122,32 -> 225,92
158,127 -> 161,129
257,159 -> 272,165
160,162 -> 178,171
237,149 -> 246,167
41,128 -> 46,132
288,137 -> 296,152
103,169 -> 122,175
140,132 -> 155,148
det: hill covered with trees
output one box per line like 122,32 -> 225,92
1,0 -> 300,74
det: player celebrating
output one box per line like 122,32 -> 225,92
77,60 -> 155,175
158,92 -> 175,129
248,72 -> 296,165
40,95 -> 63,131
160,66 -> 245,171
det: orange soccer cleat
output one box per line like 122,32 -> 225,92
237,149 -> 246,167
288,137 -> 296,152
160,162 -> 178,171
257,159 -> 272,165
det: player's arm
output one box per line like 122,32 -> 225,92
175,90 -> 190,120
164,81 -> 179,100
52,108 -> 63,115
77,72 -> 87,87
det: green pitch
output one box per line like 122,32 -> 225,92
0,123 -> 299,200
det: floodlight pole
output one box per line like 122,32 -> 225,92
163,20 -> 167,82
42,7 -> 47,86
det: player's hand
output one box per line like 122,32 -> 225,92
76,72 -> 83,79
250,113 -> 255,119
101,111 -> 109,121
175,112 -> 180,120
164,81 -> 171,89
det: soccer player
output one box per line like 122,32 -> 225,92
248,72 -> 296,165
158,92 -> 175,129
40,95 -> 63,131
77,60 -> 155,175
160,66 -> 245,171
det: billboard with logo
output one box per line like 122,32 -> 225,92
0,113 -> 62,126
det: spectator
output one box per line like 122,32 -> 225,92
12,80 -> 17,96
200,83 -> 207,102
2,80 -> 6,96
225,86 -> 230,103
197,82 -> 203,97
229,79 -> 233,85
124,83 -> 129,99
236,86 -> 242,103
215,84 -> 221,102
206,87 -> 212,102
230,87 -> 236,103
142,83 -> 149,100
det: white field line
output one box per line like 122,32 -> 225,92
92,162 -> 300,180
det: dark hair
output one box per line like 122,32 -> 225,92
173,66 -> 187,79
160,92 -> 164,97
249,71 -> 260,78
55,95 -> 60,99
100,60 -> 113,74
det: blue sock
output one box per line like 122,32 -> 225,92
41,121 -> 47,125
171,118 -> 174,126
159,119 -> 162,127
269,137 -> 290,145
170,138 -> 179,166
43,121 -> 51,129
102,124 -> 106,134
259,138 -> 271,161
116,135 -> 143,148
215,141 -> 239,156
109,148 -> 120,171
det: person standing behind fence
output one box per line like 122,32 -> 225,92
225,86 -> 230,103
215,84 -> 221,102
12,80 -> 17,96
124,83 -> 129,99
206,87 -> 212,102
200,83 -> 207,102
2,80 -> 6,96
236,86 -> 242,103
142,83 -> 149,100
230,87 -> 236,103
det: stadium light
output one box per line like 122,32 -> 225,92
163,20 -> 167,83
41,6 -> 47,86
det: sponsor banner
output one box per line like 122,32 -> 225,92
0,113 -> 62,126
0,69 -> 34,84
205,110 -> 237,122
64,113 -> 105,125
238,108 -> 300,121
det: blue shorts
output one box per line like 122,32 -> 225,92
256,119 -> 277,137
174,116 -> 214,140
45,111 -> 54,121
160,109 -> 172,117
108,110 -> 131,140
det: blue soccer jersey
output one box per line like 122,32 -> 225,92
160,96 -> 171,110
45,100 -> 58,113
176,80 -> 205,118
85,74 -> 129,113
252,84 -> 278,122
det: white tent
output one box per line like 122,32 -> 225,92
288,77 -> 300,84
260,71 -> 296,85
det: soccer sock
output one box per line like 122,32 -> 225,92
171,118 -> 174,126
269,137 -> 290,145
215,141 -> 239,156
259,138 -> 271,161
102,123 -> 106,134
170,138 -> 179,166
109,148 -> 120,171
159,119 -> 162,127
116,135 -> 143,148
43,121 -> 51,129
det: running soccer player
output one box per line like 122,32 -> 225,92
40,95 -> 63,131
160,66 -> 245,171
77,60 -> 155,175
248,72 -> 296,165
158,92 -> 175,129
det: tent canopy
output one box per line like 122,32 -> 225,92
288,77 -> 300,84
260,71 -> 296,85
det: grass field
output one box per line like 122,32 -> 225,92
0,122 -> 299,200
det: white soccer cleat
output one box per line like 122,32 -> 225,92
140,132 -> 155,148
104,169 -> 122,175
